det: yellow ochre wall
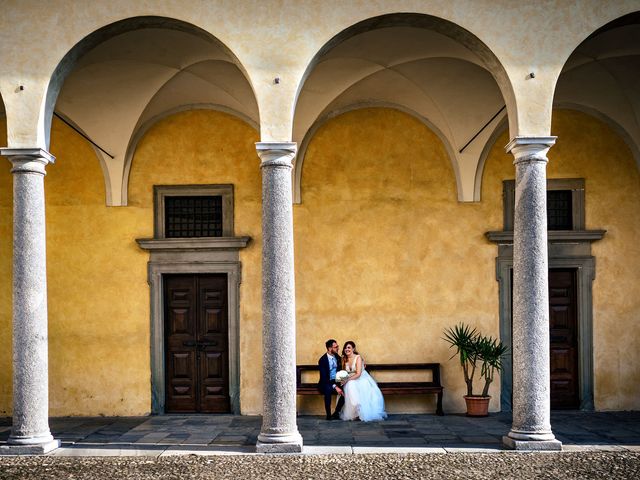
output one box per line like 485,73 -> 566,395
0,108 -> 639,416
294,108 -> 502,414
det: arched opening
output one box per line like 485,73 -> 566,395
293,13 -> 513,203
39,17 -> 260,416
291,14 -> 515,415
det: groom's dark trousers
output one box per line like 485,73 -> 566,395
318,353 -> 345,418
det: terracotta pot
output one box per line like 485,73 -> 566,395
464,395 -> 490,417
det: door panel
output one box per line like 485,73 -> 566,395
198,275 -> 230,413
549,269 -> 579,409
164,274 -> 230,413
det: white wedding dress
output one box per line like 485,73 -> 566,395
340,355 -> 387,422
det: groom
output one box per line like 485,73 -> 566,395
318,339 -> 345,420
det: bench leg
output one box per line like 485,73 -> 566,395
436,392 -> 444,416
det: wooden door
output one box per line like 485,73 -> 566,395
164,274 -> 230,413
548,269 -> 579,409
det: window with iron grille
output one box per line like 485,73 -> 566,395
154,185 -> 234,239
546,190 -> 573,230
164,196 -> 223,238
502,179 -> 584,231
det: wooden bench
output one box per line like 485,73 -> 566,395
296,363 -> 444,416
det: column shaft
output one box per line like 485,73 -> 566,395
0,148 -> 59,455
502,137 -> 561,451
255,142 -> 302,453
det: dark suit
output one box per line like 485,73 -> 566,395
318,353 -> 345,418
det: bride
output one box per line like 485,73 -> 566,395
339,341 -> 387,422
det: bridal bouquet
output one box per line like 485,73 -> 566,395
335,370 -> 349,384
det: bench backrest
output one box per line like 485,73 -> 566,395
296,363 -> 441,387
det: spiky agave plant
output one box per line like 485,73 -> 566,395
476,335 -> 508,397
442,323 -> 480,397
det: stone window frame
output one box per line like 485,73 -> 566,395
502,178 -> 585,231
154,184 -> 234,238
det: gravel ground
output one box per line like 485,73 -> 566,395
1,452 -> 639,480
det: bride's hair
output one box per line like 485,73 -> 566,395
342,340 -> 358,358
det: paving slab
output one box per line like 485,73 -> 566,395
444,446 -> 506,453
160,445 -> 256,456
353,446 -> 446,454
302,446 -> 353,454
2,411 -> 640,456
51,445 -> 165,457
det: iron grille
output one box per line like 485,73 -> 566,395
547,190 -> 572,230
165,196 -> 223,238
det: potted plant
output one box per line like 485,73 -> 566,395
443,323 -> 507,416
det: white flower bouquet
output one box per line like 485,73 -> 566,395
335,370 -> 350,384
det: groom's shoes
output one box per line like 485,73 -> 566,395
325,415 -> 333,421
331,412 -> 341,420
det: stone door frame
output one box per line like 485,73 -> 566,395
488,178 -> 605,411
494,254 -> 597,412
149,260 -> 241,414
137,237 -> 250,414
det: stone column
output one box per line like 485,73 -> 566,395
0,148 -> 60,455
255,142 -> 303,453
502,137 -> 562,451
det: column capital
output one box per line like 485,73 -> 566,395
505,136 -> 556,165
256,142 -> 296,169
1,148 -> 55,175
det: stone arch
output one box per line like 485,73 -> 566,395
293,13 -> 516,203
0,89 -> 5,136
474,114 -> 509,202
44,16 -> 259,206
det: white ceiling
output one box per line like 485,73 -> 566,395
0,20 -> 636,205
293,27 -> 502,149
555,24 -> 640,160
57,28 -> 259,158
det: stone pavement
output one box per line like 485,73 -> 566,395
1,411 -> 639,456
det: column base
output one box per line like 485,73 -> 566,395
256,432 -> 303,453
0,439 -> 60,455
503,435 -> 562,451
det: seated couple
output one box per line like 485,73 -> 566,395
318,339 -> 387,422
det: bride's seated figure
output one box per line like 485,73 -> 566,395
339,341 -> 387,422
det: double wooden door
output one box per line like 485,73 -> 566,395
510,268 -> 579,409
548,269 -> 579,409
164,274 -> 230,413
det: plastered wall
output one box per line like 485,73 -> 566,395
0,110 -> 263,415
294,108 -> 502,414
0,108 -> 638,416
